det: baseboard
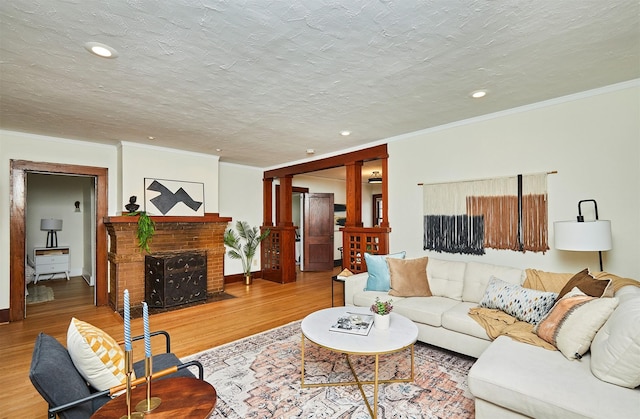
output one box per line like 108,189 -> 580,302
82,274 -> 93,286
224,271 -> 263,284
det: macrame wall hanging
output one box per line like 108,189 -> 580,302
422,172 -> 552,255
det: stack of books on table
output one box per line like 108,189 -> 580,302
329,313 -> 374,335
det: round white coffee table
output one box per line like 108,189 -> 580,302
301,306 -> 418,418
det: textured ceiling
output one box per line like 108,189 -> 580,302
1,1 -> 638,169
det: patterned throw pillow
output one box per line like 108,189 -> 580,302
67,317 -> 132,391
479,276 -> 558,325
535,288 -> 618,360
364,251 -> 406,291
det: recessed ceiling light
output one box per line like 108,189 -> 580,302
340,131 -> 351,136
470,90 -> 488,99
306,149 -> 315,155
147,136 -> 155,140
216,148 -> 222,152
84,42 -> 118,58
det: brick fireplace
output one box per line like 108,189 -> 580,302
104,213 -> 231,311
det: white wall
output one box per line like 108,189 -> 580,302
218,162 -> 265,275
388,82 -> 640,278
119,142 -> 219,214
82,181 -> 96,284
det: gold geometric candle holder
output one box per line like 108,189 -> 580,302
135,356 -> 162,413
120,350 -> 144,419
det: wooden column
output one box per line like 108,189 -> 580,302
345,161 -> 363,228
278,175 -> 293,227
262,177 -> 273,227
380,157 -> 390,228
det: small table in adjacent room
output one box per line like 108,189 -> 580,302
331,275 -> 346,306
91,377 -> 216,419
33,246 -> 70,283
301,307 -> 418,419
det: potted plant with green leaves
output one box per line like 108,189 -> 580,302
126,210 -> 155,253
370,297 -> 393,329
224,221 -> 270,285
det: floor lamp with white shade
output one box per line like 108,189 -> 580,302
554,199 -> 612,271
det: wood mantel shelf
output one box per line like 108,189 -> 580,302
104,212 -> 232,224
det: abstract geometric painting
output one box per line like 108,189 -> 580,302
144,178 -> 204,216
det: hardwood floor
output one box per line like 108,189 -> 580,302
0,267 -> 342,418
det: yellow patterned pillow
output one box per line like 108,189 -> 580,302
67,317 -> 133,391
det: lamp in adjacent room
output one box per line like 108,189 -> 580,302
368,171 -> 382,184
41,218 -> 63,248
553,199 -> 612,271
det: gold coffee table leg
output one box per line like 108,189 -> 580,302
374,354 -> 379,418
300,334 -> 306,387
345,354 -> 375,417
300,337 -> 415,419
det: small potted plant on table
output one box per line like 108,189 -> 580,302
370,297 -> 393,329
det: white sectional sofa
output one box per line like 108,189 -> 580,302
344,257 -> 640,419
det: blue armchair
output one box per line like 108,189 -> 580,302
29,331 -> 204,419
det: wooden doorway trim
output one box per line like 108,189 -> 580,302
9,160 -> 108,322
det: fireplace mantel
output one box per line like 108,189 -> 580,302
104,212 -> 231,311
104,213 -> 231,224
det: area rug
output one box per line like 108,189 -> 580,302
26,285 -> 54,304
183,321 -> 476,418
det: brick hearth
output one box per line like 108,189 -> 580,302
104,213 -> 231,311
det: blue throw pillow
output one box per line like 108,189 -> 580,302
364,251 -> 406,291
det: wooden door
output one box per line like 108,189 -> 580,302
303,193 -> 334,271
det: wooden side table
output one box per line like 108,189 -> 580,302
91,377 -> 216,419
33,246 -> 70,283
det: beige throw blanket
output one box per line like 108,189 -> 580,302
468,307 -> 556,350
469,269 -> 640,351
